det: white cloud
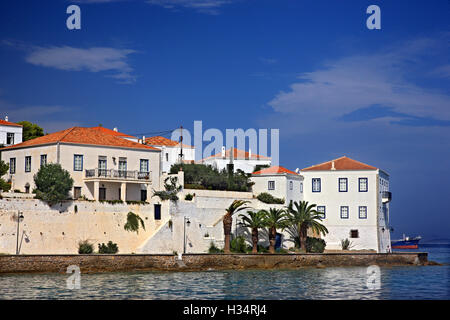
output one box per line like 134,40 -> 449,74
25,46 -> 137,84
267,36 -> 450,126
146,0 -> 232,14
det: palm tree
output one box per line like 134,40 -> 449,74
223,200 -> 250,253
286,201 -> 328,252
262,207 -> 288,253
239,210 -> 266,253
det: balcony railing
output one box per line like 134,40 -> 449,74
85,168 -> 151,181
382,191 -> 392,203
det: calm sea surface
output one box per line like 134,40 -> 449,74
0,245 -> 448,300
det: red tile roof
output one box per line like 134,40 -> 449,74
202,148 -> 271,161
253,166 -> 298,175
301,156 -> 377,171
0,119 -> 22,127
90,126 -> 136,138
1,127 -> 159,151
145,136 -> 194,148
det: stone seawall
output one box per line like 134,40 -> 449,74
0,252 -> 428,274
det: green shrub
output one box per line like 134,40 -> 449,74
208,242 -> 223,253
306,237 -> 326,253
78,240 -> 94,254
231,236 -> 247,253
124,211 -> 146,234
184,193 -> 194,201
256,192 -> 285,204
341,238 -> 353,250
34,163 -> 74,205
99,199 -> 123,205
98,241 -> 119,254
0,161 -> 11,192
126,200 -> 147,205
257,245 -> 269,253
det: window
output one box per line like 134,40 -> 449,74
98,156 -> 107,176
359,178 -> 368,192
359,206 -> 367,219
154,204 -> 161,220
119,158 -> 127,177
6,133 -> 14,145
340,206 -> 349,219
350,229 -> 359,238
289,181 -> 293,190
74,155 -> 83,171
40,154 -> 47,167
268,181 -> 275,190
25,156 -> 31,172
140,159 -> 149,173
73,187 -> 82,199
312,178 -> 321,192
300,182 -> 303,193
339,178 -> 348,192
317,206 -> 326,219
9,158 -> 16,174
165,153 -> 169,162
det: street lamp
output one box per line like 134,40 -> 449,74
183,217 -> 191,254
16,211 -> 24,255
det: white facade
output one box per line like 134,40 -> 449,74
201,147 -> 271,173
251,172 -> 304,205
0,117 -> 22,147
157,145 -> 195,173
301,168 -> 391,253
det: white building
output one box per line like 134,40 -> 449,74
0,116 -> 22,147
300,156 -> 392,253
200,147 -> 271,173
144,136 -> 195,174
251,166 -> 304,205
1,127 -> 161,201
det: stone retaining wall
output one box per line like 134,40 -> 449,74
0,252 -> 428,274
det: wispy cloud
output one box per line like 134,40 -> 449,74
146,0 -> 232,15
24,46 -> 137,84
267,35 -> 450,129
259,57 -> 278,65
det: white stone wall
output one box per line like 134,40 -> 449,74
203,158 -> 271,173
251,174 -> 303,205
0,198 -> 170,254
0,124 -> 22,146
157,145 -> 195,173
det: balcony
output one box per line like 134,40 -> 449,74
84,168 -> 151,182
382,191 -> 392,203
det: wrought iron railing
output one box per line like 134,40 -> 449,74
85,169 -> 151,181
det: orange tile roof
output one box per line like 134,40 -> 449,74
1,127 -> 159,151
0,119 -> 22,127
301,156 -> 377,171
202,148 -> 271,161
145,136 -> 194,148
253,166 -> 298,175
90,126 -> 136,138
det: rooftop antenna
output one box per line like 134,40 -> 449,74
179,125 -> 183,163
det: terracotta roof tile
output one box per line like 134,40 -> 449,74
90,126 -> 136,138
301,156 -> 377,171
1,127 -> 159,151
253,166 -> 298,175
145,136 -> 193,148
0,119 -> 22,127
202,148 -> 271,161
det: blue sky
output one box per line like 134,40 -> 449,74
0,0 -> 449,240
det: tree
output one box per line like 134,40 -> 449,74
262,208 -> 288,253
223,200 -> 250,253
152,176 -> 182,201
18,121 -> 44,141
34,163 -> 74,205
239,210 -> 266,253
0,160 -> 11,192
286,201 -> 328,252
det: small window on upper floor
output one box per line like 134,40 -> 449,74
300,182 -> 303,193
339,178 -> 348,192
268,181 -> 275,190
25,156 -> 31,173
165,153 -> 169,162
289,181 -> 293,190
340,206 -> 349,219
6,133 -> 14,145
40,154 -> 47,167
312,178 -> 321,192
74,155 -> 83,171
359,178 -> 368,192
317,206 -> 326,219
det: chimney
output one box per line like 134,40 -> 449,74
331,161 -> 336,170
143,136 -> 146,143
5,115 -> 8,122
113,127 -> 118,132
221,146 -> 226,158
249,148 -> 252,159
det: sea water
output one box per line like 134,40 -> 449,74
0,245 -> 448,300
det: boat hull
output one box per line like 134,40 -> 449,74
391,238 -> 421,249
